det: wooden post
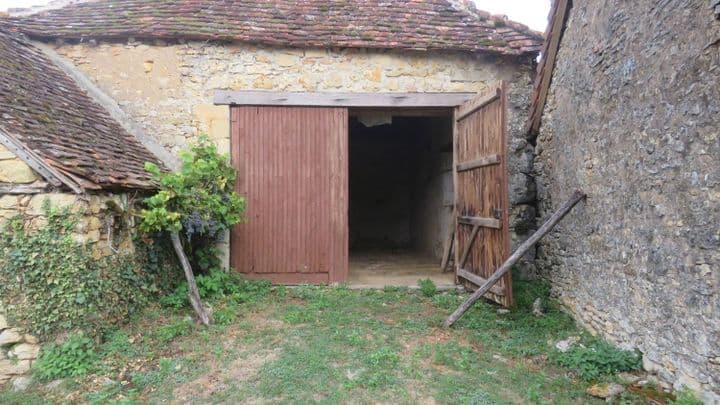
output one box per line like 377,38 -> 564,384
443,190 -> 586,327
170,231 -> 211,326
439,209 -> 456,273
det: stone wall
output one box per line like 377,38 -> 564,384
48,40 -> 538,269
0,309 -> 39,388
0,152 -> 137,385
534,0 -> 719,401
0,144 -> 39,184
0,192 -> 136,259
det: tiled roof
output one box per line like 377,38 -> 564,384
0,28 -> 160,190
9,0 -> 543,56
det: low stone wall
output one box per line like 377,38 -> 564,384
0,310 -> 40,387
0,192 -> 137,385
0,192 -> 135,259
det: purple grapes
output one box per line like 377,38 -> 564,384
182,210 -> 221,241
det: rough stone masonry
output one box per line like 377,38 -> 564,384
49,41 -> 539,271
534,0 -> 719,401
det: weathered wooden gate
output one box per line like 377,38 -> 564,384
453,82 -> 512,306
230,106 -> 348,284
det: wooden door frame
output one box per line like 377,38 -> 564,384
217,90 -> 506,285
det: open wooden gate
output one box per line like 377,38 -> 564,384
453,82 -> 512,307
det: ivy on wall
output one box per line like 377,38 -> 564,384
0,200 -> 181,339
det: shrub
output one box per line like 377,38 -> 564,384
418,278 -> 437,297
670,387 -> 703,405
160,270 -> 271,309
34,333 -> 97,380
552,339 -> 642,380
0,201 -> 180,338
139,136 -> 246,273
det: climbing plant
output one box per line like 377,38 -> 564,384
139,136 -> 246,325
0,201 -> 176,339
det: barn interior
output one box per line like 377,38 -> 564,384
346,111 -> 456,288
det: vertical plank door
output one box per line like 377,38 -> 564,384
230,106 -> 348,284
453,82 -> 512,306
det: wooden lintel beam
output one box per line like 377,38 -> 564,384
458,216 -> 501,229
457,268 -> 506,296
214,90 -> 476,107
456,154 -> 501,172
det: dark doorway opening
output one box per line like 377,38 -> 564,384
347,112 -> 455,288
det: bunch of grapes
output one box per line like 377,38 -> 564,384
182,210 -> 222,241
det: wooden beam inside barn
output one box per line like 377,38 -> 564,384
214,91 -> 477,107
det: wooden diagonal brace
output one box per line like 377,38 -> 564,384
444,190 -> 587,327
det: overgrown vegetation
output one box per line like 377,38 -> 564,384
159,270 -> 271,309
139,136 -> 245,273
139,136 -> 246,324
552,339 -> 642,380
0,201 -> 178,339
418,278 -> 437,297
34,333 -> 97,380
2,279 -> 682,403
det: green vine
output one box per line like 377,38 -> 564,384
0,200 -> 180,339
139,136 -> 246,273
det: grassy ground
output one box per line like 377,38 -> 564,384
1,279 -> 668,404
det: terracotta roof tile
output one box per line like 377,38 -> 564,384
9,0 -> 543,56
0,28 -> 160,190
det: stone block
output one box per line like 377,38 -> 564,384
0,359 -> 31,375
27,193 -> 81,215
0,329 -> 23,347
0,159 -> 38,184
8,344 -> 40,360
0,196 -> 18,210
0,145 -> 17,160
0,314 -> 6,329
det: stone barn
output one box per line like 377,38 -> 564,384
528,0 -> 719,400
7,0 -> 543,295
0,26 -> 163,385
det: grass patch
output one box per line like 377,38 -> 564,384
2,278 -> 673,404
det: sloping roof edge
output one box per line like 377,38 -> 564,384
0,27 -> 163,192
525,0 -> 572,135
0,128 -> 84,193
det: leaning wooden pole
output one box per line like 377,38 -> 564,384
170,231 -> 211,326
444,190 -> 587,327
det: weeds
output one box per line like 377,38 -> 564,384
34,333 -> 97,380
418,278 -> 437,297
552,339 -> 642,380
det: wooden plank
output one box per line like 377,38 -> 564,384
455,87 -> 500,122
456,154 -> 500,172
444,190 -> 587,327
526,0 -> 571,135
0,181 -> 50,194
0,130 -> 83,193
456,268 -> 506,296
350,108 -> 452,118
458,224 -> 481,270
439,208 -> 456,273
215,90 -> 476,107
458,216 -> 501,229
